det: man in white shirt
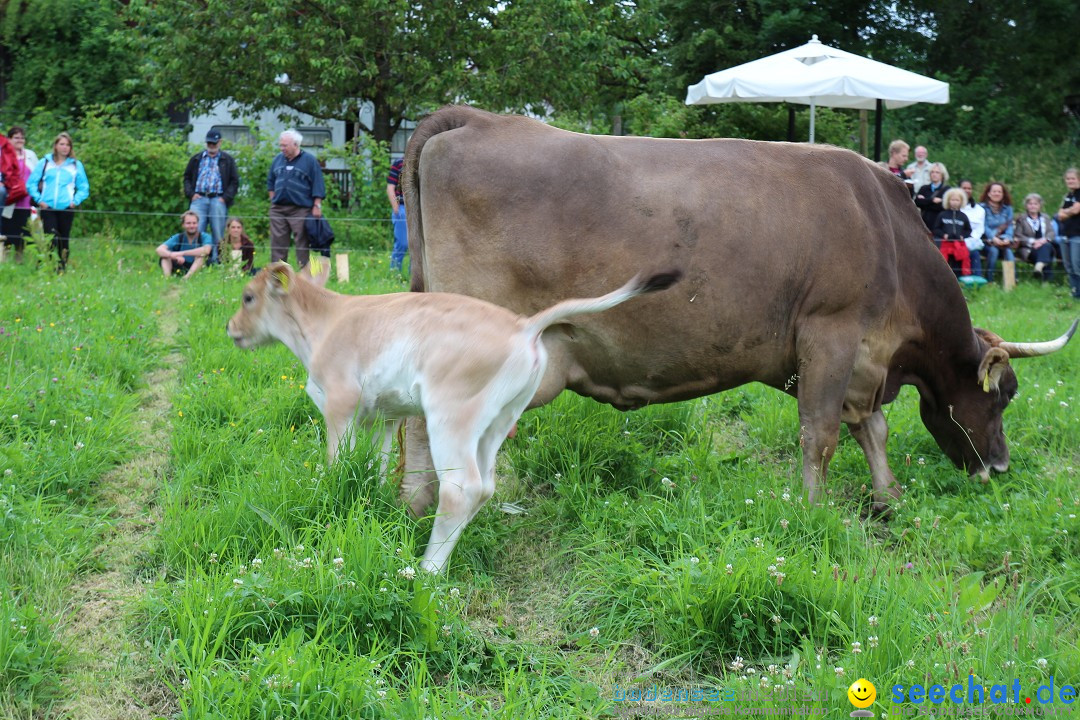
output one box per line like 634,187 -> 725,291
906,146 -> 932,194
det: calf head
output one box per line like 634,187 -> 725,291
226,262 -> 298,349
921,320 -> 1076,478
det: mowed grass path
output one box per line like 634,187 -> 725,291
2,242 -> 1078,719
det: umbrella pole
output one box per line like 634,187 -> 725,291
874,99 -> 883,162
809,98 -> 816,143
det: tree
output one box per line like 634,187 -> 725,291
0,0 -> 139,122
126,0 -> 661,143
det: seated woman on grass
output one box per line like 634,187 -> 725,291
224,216 -> 257,275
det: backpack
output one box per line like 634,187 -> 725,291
305,215 -> 335,253
0,135 -> 28,205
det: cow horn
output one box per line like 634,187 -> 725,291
998,318 -> 1078,358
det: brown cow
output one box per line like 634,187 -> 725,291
401,105 -> 1076,521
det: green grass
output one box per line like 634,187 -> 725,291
1,240 -> 1078,719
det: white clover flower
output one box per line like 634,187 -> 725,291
851,641 -> 862,654
868,615 -> 879,627
398,566 -> 417,580
251,558 -> 263,568
661,476 -> 674,489
868,636 -> 879,648
725,564 -> 733,575
450,587 -> 460,597
835,666 -> 845,677
690,556 -> 699,564
10,415 -> 18,421
779,519 -> 789,530
233,578 -> 243,586
745,498 -> 754,506
770,615 -> 782,625
906,659 -> 916,669
84,416 -> 92,422
781,491 -> 791,502
775,557 -> 785,566
49,420 -> 56,426
3,469 -> 10,477
1036,658 -> 1048,670
333,557 -> 345,568
730,656 -> 745,672
1002,503 -> 1010,511
589,627 -> 600,638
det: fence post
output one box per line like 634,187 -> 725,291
336,253 -> 350,283
1001,260 -> 1016,291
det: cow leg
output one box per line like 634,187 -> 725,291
402,416 -> 439,516
794,330 -> 859,506
847,410 -> 901,515
421,421 -> 490,574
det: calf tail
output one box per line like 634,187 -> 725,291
404,105 -> 489,293
522,269 -> 682,337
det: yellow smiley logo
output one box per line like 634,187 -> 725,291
848,678 -> 876,708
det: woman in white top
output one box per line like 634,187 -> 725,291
959,179 -> 985,278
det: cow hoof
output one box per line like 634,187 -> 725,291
868,501 -> 894,519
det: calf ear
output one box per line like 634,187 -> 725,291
267,262 -> 294,296
977,347 -> 1010,393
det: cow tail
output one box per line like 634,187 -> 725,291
522,269 -> 682,338
403,105 -> 477,293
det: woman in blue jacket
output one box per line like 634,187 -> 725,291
28,132 -> 90,272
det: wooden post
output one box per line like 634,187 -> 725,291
0,242 -> 6,263
1002,260 -> 1016,291
335,253 -> 350,284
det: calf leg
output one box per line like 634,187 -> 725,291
324,394 -> 360,465
421,425 -> 490,574
848,410 -> 900,515
402,417 -> 439,516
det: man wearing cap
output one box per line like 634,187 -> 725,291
184,129 -> 240,263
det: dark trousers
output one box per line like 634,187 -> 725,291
41,209 -> 75,271
1,208 -> 32,259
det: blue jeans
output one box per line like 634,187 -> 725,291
189,196 -> 227,262
984,245 -> 1014,282
1062,236 -> 1080,297
390,203 -> 408,270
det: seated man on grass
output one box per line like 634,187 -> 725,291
156,210 -> 213,279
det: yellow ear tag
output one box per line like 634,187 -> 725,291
309,256 -> 324,277
274,269 -> 290,293
982,374 -> 990,393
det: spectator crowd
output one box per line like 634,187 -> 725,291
2,125 -> 1078,300
887,139 -> 1080,299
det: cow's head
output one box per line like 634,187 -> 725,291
226,261 -> 300,349
920,319 -> 1076,479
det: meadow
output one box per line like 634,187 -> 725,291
1,239 -> 1078,720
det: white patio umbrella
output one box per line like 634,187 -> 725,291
685,35 -> 948,152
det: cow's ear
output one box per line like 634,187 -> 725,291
267,262 -> 294,296
977,347 -> 1011,393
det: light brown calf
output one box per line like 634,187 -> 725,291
227,262 -> 680,572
